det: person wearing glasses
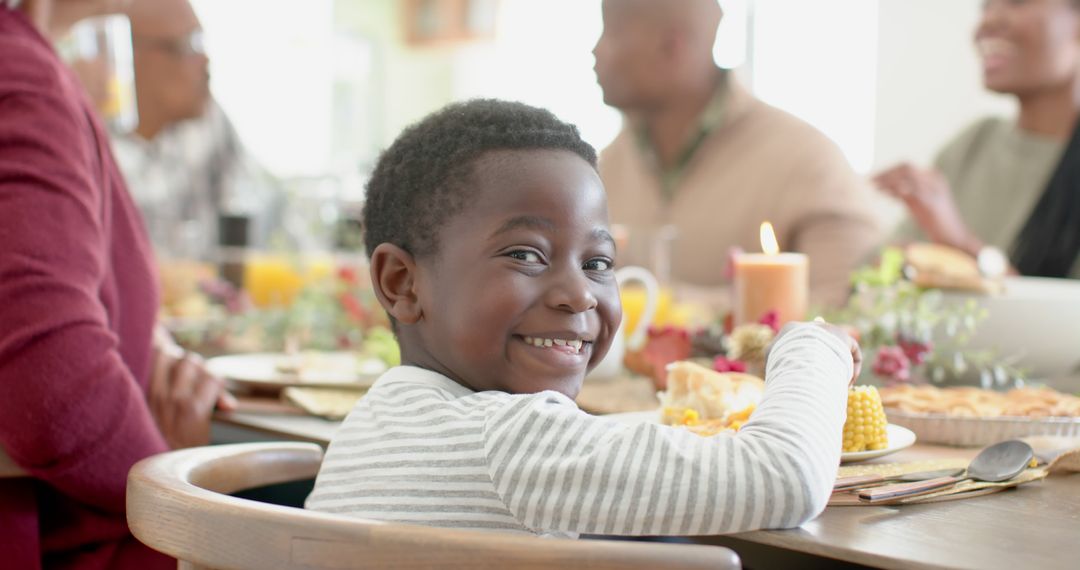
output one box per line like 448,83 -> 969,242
875,0 -> 1080,279
112,0 -> 287,260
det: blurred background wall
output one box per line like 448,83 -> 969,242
190,0 -> 1017,227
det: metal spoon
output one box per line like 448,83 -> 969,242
858,440 -> 1034,504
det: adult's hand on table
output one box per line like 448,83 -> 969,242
150,327 -> 237,449
873,162 -> 984,256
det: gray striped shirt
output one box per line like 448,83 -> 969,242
306,324 -> 852,538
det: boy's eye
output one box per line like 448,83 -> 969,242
584,258 -> 614,272
507,250 -> 543,263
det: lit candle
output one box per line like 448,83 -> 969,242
733,222 -> 809,327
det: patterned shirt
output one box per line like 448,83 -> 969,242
306,324 -> 852,538
111,101 -> 287,260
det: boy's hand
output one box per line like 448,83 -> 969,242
149,326 -> 237,449
768,321 -> 862,386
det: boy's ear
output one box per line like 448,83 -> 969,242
368,243 -> 423,325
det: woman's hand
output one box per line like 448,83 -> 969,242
873,162 -> 984,256
149,326 -> 237,449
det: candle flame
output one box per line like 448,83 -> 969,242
760,221 -> 779,255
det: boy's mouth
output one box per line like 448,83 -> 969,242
520,335 -> 591,355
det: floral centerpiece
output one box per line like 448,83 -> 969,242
829,247 -> 1022,389
161,257 -> 397,366
623,245 -> 1023,391
625,311 -> 780,388
252,265 -> 386,352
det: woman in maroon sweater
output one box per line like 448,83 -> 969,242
1,1 -> 231,568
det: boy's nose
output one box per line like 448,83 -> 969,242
545,271 -> 598,314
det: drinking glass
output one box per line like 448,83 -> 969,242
57,15 -> 137,133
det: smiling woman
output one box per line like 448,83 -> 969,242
878,0 -> 1080,279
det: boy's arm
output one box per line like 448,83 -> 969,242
483,324 -> 851,536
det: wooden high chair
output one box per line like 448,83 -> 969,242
127,442 -> 741,570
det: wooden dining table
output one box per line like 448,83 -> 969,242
213,381 -> 1080,570
698,444 -> 1080,570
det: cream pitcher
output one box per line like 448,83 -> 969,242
587,266 -> 659,381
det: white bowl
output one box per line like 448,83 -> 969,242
944,276 -> 1080,380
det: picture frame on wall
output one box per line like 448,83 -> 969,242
403,0 -> 497,46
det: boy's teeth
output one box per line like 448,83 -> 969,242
523,336 -> 586,353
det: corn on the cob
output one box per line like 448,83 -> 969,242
843,386 -> 889,452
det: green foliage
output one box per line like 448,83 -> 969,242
361,326 -> 400,367
849,246 -> 905,288
831,252 -> 1024,388
830,280 -> 984,352
181,264 -> 394,365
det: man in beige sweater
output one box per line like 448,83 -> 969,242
594,0 -> 881,308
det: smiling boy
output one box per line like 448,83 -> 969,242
306,99 -> 859,537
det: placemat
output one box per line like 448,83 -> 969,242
282,387 -> 366,420
830,459 -> 1049,507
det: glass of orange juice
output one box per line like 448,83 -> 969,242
244,252 -> 340,308
244,254 -> 305,308
622,285 -> 697,331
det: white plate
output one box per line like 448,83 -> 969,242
841,424 -> 916,463
601,411 -> 916,464
207,352 -> 384,391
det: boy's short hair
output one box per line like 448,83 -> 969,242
362,99 -> 598,259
